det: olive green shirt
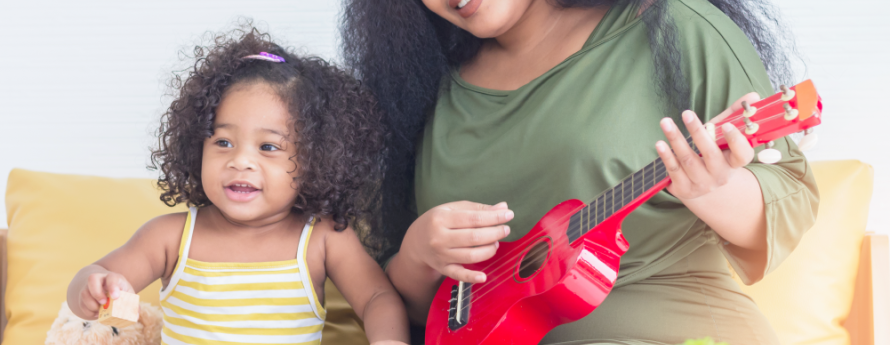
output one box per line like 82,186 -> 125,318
414,0 -> 818,342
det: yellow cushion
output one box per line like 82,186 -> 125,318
4,169 -> 185,345
4,169 -> 368,345
735,160 -> 873,345
322,277 -> 369,345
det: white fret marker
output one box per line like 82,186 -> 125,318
456,282 -> 466,324
705,123 -> 716,141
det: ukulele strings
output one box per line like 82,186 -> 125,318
476,98 -> 791,282
459,130 -> 726,309
453,153 -> 674,312
455,133 -> 737,324
512,108 -> 792,282
465,94 -> 789,283
455,157 -> 668,313
458,108 -> 800,327
463,128 -> 692,292
462,107 -> 795,317
453,106 -> 790,312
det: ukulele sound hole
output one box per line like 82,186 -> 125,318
518,239 -> 551,279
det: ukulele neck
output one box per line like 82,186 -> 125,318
566,159 -> 669,244
565,136 -> 704,244
566,80 -> 823,245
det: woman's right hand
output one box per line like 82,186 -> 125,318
400,201 -> 514,284
76,270 -> 135,319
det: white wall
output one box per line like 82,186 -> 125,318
774,0 -> 890,234
1,0 -> 888,235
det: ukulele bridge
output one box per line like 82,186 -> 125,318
448,281 -> 472,330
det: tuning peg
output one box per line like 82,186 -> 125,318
780,85 -> 796,101
743,116 -> 759,135
742,101 -> 757,118
758,141 -> 782,164
783,103 -> 799,121
798,128 -> 818,151
705,123 -> 716,141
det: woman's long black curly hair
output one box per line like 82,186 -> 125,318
341,0 -> 798,260
151,25 -> 385,248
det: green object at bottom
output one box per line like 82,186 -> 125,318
681,337 -> 730,345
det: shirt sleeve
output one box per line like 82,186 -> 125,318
726,137 -> 819,284
676,0 -> 820,284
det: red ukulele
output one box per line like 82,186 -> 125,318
425,80 -> 823,345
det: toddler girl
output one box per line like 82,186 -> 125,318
66,27 -> 409,345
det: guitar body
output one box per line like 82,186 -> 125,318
425,81 -> 822,345
425,199 -> 632,345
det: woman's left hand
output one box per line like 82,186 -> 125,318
655,92 -> 761,201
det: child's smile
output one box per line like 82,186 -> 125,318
201,82 -> 300,225
224,180 -> 262,202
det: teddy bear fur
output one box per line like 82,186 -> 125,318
45,301 -> 163,345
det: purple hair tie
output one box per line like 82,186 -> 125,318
243,52 -> 285,63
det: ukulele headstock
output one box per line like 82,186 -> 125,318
711,80 -> 823,163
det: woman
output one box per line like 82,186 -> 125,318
343,0 -> 818,343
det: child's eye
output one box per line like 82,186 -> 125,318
260,144 -> 280,151
216,139 -> 233,148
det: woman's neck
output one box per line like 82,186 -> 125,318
461,3 -> 609,90
492,2 -> 591,55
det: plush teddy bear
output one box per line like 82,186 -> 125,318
45,302 -> 163,345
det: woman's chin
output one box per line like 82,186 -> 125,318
462,17 -> 521,39
456,0 -> 534,39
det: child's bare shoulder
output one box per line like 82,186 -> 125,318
306,216 -> 366,287
310,215 -> 335,231
310,216 -> 367,264
310,216 -> 358,238
140,212 -> 188,234
129,212 -> 189,249
136,212 -> 189,278
306,216 -> 363,260
92,212 -> 190,284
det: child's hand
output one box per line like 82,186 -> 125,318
77,271 -> 135,318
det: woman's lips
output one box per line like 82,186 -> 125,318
457,0 -> 481,18
453,0 -> 481,18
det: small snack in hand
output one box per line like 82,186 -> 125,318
97,291 -> 140,328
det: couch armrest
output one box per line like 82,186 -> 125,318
845,232 -> 889,345
1,228 -> 7,343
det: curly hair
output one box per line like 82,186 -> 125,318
341,0 -> 798,260
150,26 -> 385,249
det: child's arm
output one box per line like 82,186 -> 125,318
324,223 -> 410,345
66,213 -> 185,320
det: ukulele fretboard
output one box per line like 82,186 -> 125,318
566,137 -> 699,243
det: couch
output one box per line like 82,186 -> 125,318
0,160 -> 886,344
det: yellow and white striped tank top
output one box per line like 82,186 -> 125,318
160,207 -> 326,345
